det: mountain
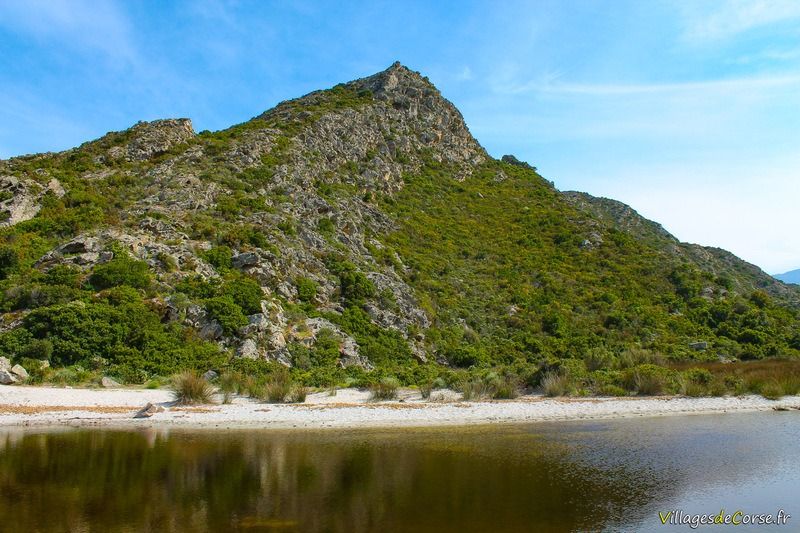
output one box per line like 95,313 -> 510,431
1,62 -> 798,386
775,269 -> 800,285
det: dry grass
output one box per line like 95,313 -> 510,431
171,371 -> 214,405
669,359 -> 800,399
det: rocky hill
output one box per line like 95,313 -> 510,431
1,62 -> 798,386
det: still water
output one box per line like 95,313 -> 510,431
0,412 -> 798,532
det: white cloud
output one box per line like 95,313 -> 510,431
0,0 -> 137,63
678,0 -> 800,43
457,66 -> 473,81
496,73 -> 800,96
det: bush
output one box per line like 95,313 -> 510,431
89,254 -> 151,290
370,376 -> 400,400
337,265 -> 375,306
264,367 -> 293,403
296,277 -> 319,303
541,371 -> 571,397
222,277 -> 264,315
203,296 -> 247,336
202,245 -> 233,271
172,371 -> 214,405
627,364 -> 673,395
760,381 -> 783,400
490,374 -> 520,399
288,385 -> 309,403
457,376 -> 489,400
0,246 -> 19,280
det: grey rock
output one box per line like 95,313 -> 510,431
0,369 -> 17,385
202,370 -> 219,381
232,252 -> 260,269
134,402 -> 165,418
689,341 -> 708,351
0,356 -> 10,371
100,376 -> 120,388
236,338 -> 260,359
125,119 -> 195,161
10,364 -> 28,380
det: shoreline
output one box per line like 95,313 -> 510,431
1,386 -> 799,430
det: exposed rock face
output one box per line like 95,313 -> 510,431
123,119 -> 195,161
0,176 -> 65,227
0,370 -> 16,385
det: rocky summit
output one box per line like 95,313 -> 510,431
0,62 -> 798,385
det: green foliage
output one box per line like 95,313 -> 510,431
0,246 -> 19,280
221,276 -> 263,315
295,277 -> 319,303
203,296 -> 248,336
331,261 -> 375,306
202,245 -> 233,271
370,376 -> 400,400
89,252 -> 151,290
0,291 -> 225,382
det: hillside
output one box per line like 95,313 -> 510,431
775,269 -> 800,285
1,62 -> 799,389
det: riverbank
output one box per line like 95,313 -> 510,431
1,386 -> 799,429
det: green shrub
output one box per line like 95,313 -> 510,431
89,254 -> 151,290
457,376 -> 488,400
296,277 -> 319,303
0,246 -> 19,280
263,366 -> 293,403
541,371 -> 571,397
172,371 -> 214,405
203,296 -> 247,336
317,217 -> 335,235
760,381 -> 783,400
336,264 -> 375,306
222,276 -> 264,315
627,364 -> 673,395
288,385 -> 309,403
202,245 -> 233,271
370,376 -> 400,400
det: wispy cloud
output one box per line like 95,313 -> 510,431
497,73 -> 800,96
678,0 -> 800,43
0,0 -> 137,63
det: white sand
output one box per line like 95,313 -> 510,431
1,386 -> 798,430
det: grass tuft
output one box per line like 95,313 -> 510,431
171,371 -> 214,405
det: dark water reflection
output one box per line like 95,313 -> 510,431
0,412 -> 798,532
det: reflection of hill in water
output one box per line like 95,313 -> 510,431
0,414 -> 797,532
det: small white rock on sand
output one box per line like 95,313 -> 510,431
0,386 -> 798,429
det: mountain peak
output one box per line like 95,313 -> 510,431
353,61 -> 437,99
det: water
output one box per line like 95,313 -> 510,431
0,412 -> 798,532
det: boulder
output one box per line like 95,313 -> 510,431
0,370 -> 17,385
202,370 -> 219,381
0,356 -> 10,371
689,341 -> 708,351
133,402 -> 165,418
236,338 -> 260,359
10,364 -> 28,380
232,251 -> 260,269
100,376 -> 121,388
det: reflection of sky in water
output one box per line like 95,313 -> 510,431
539,413 -> 800,532
0,412 -> 797,532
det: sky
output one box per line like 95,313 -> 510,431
0,0 -> 798,274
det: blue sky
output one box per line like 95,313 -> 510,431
1,0 -> 798,273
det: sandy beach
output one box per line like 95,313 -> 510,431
0,386 -> 798,429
